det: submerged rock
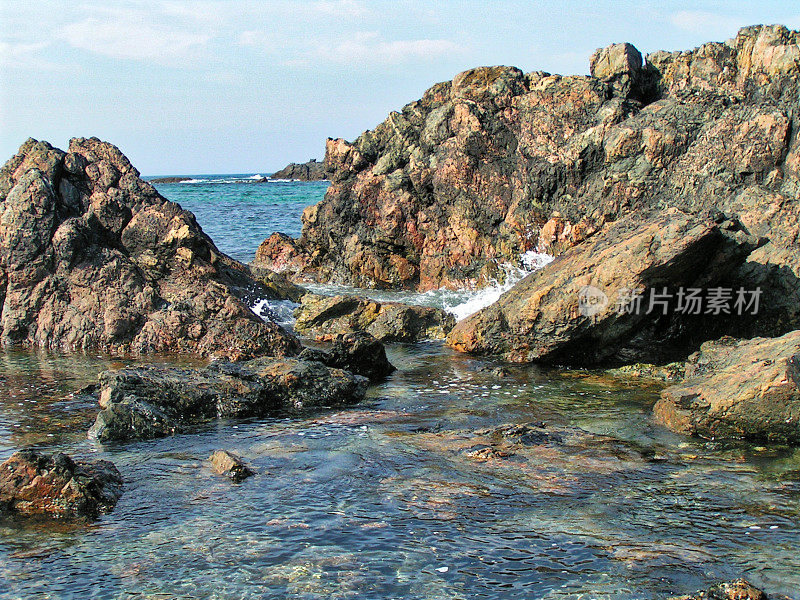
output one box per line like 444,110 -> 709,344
447,209 -> 762,365
0,450 -> 123,520
668,579 -> 769,600
299,331 -> 396,381
271,159 -> 327,181
607,362 -> 685,382
252,25 -> 800,341
0,137 -> 300,360
88,357 -> 368,442
294,293 -> 456,342
209,450 -> 255,482
654,331 -> 800,443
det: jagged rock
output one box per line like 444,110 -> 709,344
590,42 -> 643,79
252,25 -> 800,338
0,137 -> 301,360
87,357 -> 368,442
271,159 -> 327,181
294,293 -> 455,342
447,209 -> 763,365
668,579 -> 769,600
248,264 -> 307,302
654,331 -> 800,443
298,331 -> 395,381
209,450 -> 255,482
0,450 -> 123,520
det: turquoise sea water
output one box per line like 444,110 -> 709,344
0,179 -> 798,599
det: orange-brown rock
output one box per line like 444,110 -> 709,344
0,450 -> 123,520
253,25 -> 800,337
447,209 -> 763,365
0,137 -> 301,360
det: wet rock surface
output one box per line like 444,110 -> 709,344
655,331 -> 800,443
668,579 -> 771,600
447,209 -> 762,365
0,450 -> 123,520
299,331 -> 396,381
88,357 -> 369,442
253,25 -> 800,339
209,450 -> 255,482
294,293 -> 456,342
0,137 -> 300,360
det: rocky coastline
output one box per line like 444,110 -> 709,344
0,24 -> 798,599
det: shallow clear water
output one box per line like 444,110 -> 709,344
0,180 -> 798,599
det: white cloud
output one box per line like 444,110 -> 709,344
292,31 -> 463,67
310,0 -> 368,19
57,5 -> 214,64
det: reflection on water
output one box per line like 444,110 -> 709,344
0,344 -> 798,599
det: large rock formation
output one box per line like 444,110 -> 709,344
294,293 -> 456,342
271,159 -> 327,181
253,25 -> 800,339
0,137 -> 300,360
0,450 -> 123,520
88,357 -> 368,442
654,331 -> 800,443
446,209 -> 762,365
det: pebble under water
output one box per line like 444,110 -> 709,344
0,180 -> 798,599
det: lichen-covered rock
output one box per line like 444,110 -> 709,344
248,264 -> 307,302
253,25 -> 800,338
294,293 -> 455,342
0,137 -> 300,360
88,357 -> 368,442
447,209 -> 762,365
0,450 -> 123,520
654,331 -> 800,443
209,450 -> 255,483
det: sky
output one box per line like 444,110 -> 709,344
1,1 -> 799,175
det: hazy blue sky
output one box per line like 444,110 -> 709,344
2,1 -> 799,175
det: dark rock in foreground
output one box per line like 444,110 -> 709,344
655,331 -> 800,443
668,579 -> 771,600
0,450 -> 123,520
271,159 -> 327,181
294,293 -> 456,342
447,209 -> 762,365
88,357 -> 368,442
0,137 -> 301,360
299,331 -> 396,381
209,450 -> 254,483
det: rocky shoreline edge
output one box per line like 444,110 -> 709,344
0,24 -> 798,599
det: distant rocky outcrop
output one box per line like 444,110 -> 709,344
271,159 -> 327,181
447,210 -> 763,365
294,293 -> 456,342
149,176 -> 191,184
0,137 -> 300,360
0,450 -> 123,520
254,25 -> 800,340
88,357 -> 369,442
655,331 -> 800,443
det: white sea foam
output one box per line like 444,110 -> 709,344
251,298 -> 299,327
248,174 -> 265,180
302,251 -> 555,323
